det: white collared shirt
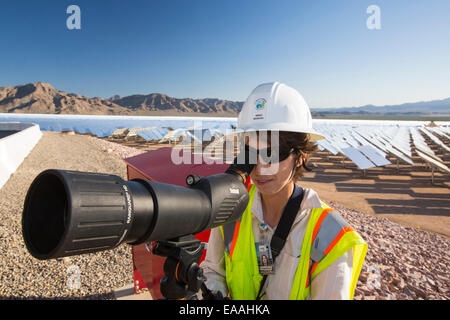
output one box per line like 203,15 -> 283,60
200,187 -> 354,300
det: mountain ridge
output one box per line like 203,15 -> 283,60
0,82 -> 449,117
311,97 -> 450,114
0,82 -> 243,115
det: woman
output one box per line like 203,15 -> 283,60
200,82 -> 367,300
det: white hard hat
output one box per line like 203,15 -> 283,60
237,82 -> 325,141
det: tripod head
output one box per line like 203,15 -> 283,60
152,235 -> 205,299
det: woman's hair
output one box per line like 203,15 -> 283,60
255,130 -> 319,182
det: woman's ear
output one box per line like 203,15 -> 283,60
297,156 -> 303,167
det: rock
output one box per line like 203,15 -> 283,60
398,293 -> 409,300
359,272 -> 368,283
436,286 -> 446,294
387,283 -> 398,292
411,285 -> 427,299
385,269 -> 394,277
359,285 -> 374,295
404,284 -> 426,299
426,278 -> 435,287
63,257 -> 72,266
392,277 -> 406,289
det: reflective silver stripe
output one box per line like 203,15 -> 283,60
310,211 -> 350,263
223,222 -> 236,255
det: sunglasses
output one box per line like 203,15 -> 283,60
242,144 -> 296,164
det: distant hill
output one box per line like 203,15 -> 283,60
0,82 -> 242,115
311,98 -> 450,119
0,82 -> 448,119
111,93 -> 242,113
0,82 -> 130,115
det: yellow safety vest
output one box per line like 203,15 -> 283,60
220,184 -> 367,300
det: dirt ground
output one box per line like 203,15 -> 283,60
102,134 -> 450,240
302,150 -> 450,240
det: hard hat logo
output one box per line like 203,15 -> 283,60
255,98 -> 266,110
252,97 -> 267,121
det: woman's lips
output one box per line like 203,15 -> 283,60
254,178 -> 273,186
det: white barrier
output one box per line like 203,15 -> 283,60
0,123 -> 43,191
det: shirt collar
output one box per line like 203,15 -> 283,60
251,185 -> 309,233
251,187 -> 276,233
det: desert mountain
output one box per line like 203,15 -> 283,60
0,82 -> 132,115
0,82 -> 243,115
111,93 -> 242,113
311,98 -> 450,115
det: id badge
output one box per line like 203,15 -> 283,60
255,242 -> 275,275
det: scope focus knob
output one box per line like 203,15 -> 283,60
186,174 -> 203,186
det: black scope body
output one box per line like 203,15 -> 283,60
22,169 -> 249,260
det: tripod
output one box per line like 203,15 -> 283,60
152,234 -> 224,300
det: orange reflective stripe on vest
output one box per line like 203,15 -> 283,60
324,226 -> 355,255
312,208 -> 334,244
229,221 -> 241,259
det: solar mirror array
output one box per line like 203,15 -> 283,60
313,120 -> 449,181
0,114 -> 448,183
410,127 -> 450,182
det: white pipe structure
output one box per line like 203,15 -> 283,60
0,122 -> 43,191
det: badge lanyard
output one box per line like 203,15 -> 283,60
255,185 -> 304,300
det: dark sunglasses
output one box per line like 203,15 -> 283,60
243,144 -> 296,164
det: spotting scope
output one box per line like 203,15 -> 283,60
22,165 -> 251,260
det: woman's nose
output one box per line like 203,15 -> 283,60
254,156 -> 279,175
256,154 -> 270,167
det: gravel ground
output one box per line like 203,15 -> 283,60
0,132 -> 144,299
1,132 -> 448,300
86,135 -> 146,159
333,201 -> 449,300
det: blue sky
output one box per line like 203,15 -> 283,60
0,0 -> 449,108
